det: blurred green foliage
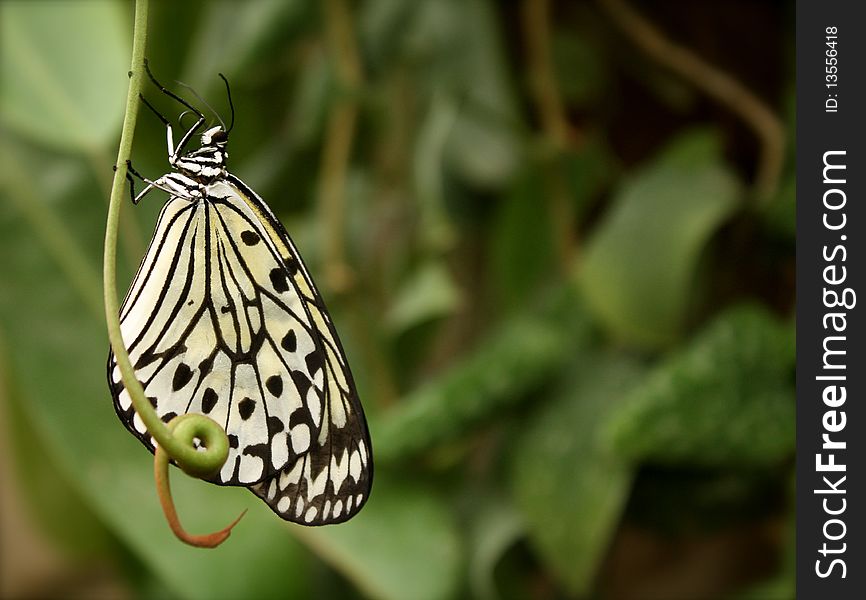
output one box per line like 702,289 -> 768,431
0,0 -> 794,598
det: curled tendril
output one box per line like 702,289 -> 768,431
164,413 -> 230,478
103,0 -> 239,547
155,416 -> 246,548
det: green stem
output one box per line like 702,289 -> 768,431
103,0 -> 227,479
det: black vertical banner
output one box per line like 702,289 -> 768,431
797,2 -> 866,598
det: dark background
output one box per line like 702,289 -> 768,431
796,2 -> 863,598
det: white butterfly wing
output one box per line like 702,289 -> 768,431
109,189 -> 325,486
108,176 -> 372,524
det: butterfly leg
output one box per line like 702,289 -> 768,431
124,161 -> 157,205
113,163 -> 140,204
139,93 -> 204,168
125,161 -> 196,204
141,59 -> 206,165
125,169 -> 139,204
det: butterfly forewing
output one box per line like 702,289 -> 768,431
109,191 -> 327,486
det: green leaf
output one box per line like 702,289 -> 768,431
285,47 -> 332,149
0,0 -> 128,151
374,286 -> 592,463
564,136 -> 618,223
736,574 -> 794,600
1,342 -> 115,558
606,305 -> 795,467
579,130 -> 741,348
467,497 -> 524,600
553,31 -> 609,108
414,91 -> 460,252
440,0 -> 523,188
762,173 -> 796,239
654,128 -> 725,168
292,475 -> 462,600
358,0 -> 418,70
181,0 -> 312,88
489,168 -> 556,314
760,88 -> 796,239
386,260 -> 463,334
512,354 -> 644,595
364,0 -> 524,189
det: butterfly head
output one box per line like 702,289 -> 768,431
201,125 -> 228,147
172,126 -> 229,183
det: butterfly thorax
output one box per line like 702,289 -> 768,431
170,126 -> 229,184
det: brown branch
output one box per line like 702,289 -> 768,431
597,0 -> 785,202
522,0 -> 579,268
523,0 -> 580,151
319,0 -> 363,294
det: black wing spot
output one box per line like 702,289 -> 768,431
280,330 -> 297,353
221,305 -> 231,314
187,300 -> 194,306
305,350 -> 324,376
161,411 -> 178,423
266,374 -> 283,397
172,363 -> 193,391
267,416 -> 285,436
269,268 -> 289,293
202,388 -> 218,413
198,357 -> 214,376
283,256 -> 299,277
238,397 -> 256,420
227,434 -> 239,449
148,396 -> 158,408
241,230 -> 260,246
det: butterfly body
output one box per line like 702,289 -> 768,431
109,89 -> 372,525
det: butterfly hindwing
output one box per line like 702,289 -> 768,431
221,176 -> 373,525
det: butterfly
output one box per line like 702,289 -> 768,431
108,61 -> 372,525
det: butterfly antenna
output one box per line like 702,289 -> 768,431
177,109 -> 200,130
143,58 -> 203,119
174,79 -> 226,132
219,73 -> 235,134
